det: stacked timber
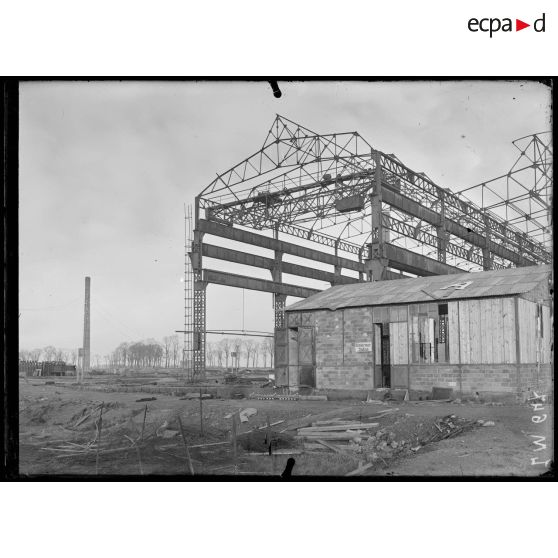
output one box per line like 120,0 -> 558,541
294,420 -> 379,444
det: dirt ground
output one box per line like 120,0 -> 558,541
18,378 -> 553,477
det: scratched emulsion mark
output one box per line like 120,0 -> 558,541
527,392 -> 552,471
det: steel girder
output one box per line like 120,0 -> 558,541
199,116 -> 551,270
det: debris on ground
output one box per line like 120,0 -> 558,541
249,393 -> 301,401
19,378 -> 506,476
346,462 -> 374,476
136,397 -> 157,402
292,411 -> 481,473
239,408 -> 258,423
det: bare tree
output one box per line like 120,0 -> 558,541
206,342 -> 213,366
232,338 -> 243,370
162,336 -> 172,368
243,339 -> 251,367
215,342 -> 224,367
170,335 -> 180,368
252,341 -> 259,367
29,348 -> 42,361
54,348 -> 65,361
263,337 -> 274,368
243,339 -> 258,368
259,340 -> 268,367
43,345 -> 57,361
219,338 -> 231,370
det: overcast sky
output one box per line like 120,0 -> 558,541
19,80 -> 551,357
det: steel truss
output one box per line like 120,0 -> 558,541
188,115 -> 552,379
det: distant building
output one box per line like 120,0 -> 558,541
281,265 -> 552,399
19,361 -> 76,377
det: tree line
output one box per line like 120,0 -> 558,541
19,335 -> 274,370
205,337 -> 274,369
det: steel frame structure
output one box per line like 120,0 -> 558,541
188,115 -> 552,381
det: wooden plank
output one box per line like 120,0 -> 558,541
448,301 -> 459,364
480,299 -> 491,364
468,299 -> 481,364
401,321 -> 409,365
389,322 -> 395,365
298,422 -> 379,433
518,298 -> 536,363
518,298 -> 527,363
459,301 -> 470,364
502,297 -> 516,364
177,416 -> 195,475
479,299 -> 486,363
542,305 -> 550,363
345,462 -> 374,476
527,300 -> 537,363
294,432 -> 369,441
491,298 -> 504,363
517,298 -> 525,363
315,439 -> 347,453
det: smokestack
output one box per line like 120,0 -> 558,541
83,276 -> 91,373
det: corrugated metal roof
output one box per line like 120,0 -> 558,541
286,265 -> 551,312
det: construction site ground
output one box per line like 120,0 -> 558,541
19,378 -> 552,477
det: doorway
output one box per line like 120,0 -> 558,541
289,326 -> 315,388
374,323 -> 391,388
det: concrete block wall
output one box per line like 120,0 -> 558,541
460,366 -> 517,394
410,365 -> 460,392
517,364 -> 553,395
410,363 -> 553,396
313,308 -> 374,390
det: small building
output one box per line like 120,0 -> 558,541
282,265 -> 552,399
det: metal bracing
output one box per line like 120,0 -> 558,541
189,116 -> 552,377
456,132 -> 552,256
183,205 -> 194,380
200,117 -> 550,268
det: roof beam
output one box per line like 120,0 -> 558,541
384,243 -> 463,277
198,219 -> 365,273
381,185 -> 535,266
203,269 -> 320,299
202,243 -> 359,285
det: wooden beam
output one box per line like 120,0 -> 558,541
203,269 -> 320,298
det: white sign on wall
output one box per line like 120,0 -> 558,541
355,342 -> 372,353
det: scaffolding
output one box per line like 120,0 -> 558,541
183,204 -> 194,380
